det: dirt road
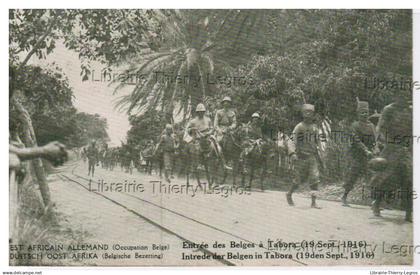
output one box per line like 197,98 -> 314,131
46,159 -> 413,266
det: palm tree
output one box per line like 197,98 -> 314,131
114,10 -> 277,120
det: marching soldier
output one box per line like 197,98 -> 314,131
240,112 -> 263,161
86,140 -> 99,177
370,93 -> 412,222
214,96 -> 237,169
286,104 -> 322,209
342,101 -> 377,206
155,124 -> 178,182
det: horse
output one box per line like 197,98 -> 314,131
182,128 -> 222,189
275,131 -> 294,178
211,127 -> 244,186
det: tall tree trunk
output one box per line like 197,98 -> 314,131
12,92 -> 51,208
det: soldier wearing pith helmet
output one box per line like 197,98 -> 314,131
214,96 -> 237,169
370,91 -> 412,222
214,96 -> 237,143
184,103 -> 213,143
240,112 -> 263,162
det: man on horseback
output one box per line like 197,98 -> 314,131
342,100 -> 377,206
214,96 -> 237,170
184,103 -> 213,145
155,124 -> 178,182
240,112 -> 263,162
184,103 -> 214,187
370,93 -> 412,222
286,104 -> 322,209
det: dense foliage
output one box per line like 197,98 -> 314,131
10,65 -> 109,148
9,9 -> 412,180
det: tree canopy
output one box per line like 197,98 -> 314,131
9,64 -> 109,148
9,9 -> 412,144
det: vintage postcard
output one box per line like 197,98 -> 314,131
8,9 -> 415,267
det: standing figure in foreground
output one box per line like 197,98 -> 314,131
286,104 -> 322,209
342,100 -> 377,206
370,93 -> 412,222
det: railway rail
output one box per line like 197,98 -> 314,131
57,162 -> 307,266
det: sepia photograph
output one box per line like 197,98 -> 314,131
8,8 -> 416,268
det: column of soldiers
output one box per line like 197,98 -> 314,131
122,93 -> 413,222
284,98 -> 412,221
182,97 -> 263,171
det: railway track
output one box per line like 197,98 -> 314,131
57,162 -> 307,266
58,172 -> 235,266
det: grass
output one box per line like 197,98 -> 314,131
12,163 -> 89,266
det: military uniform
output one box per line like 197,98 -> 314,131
214,109 -> 237,143
86,145 -> 98,160
185,116 -> 213,140
240,121 -> 263,159
286,104 -> 321,208
157,129 -> 177,182
291,121 -> 320,191
371,102 -> 412,221
342,103 -> 377,205
142,142 -> 155,175
346,121 -> 376,182
86,143 -> 98,176
143,142 -> 155,158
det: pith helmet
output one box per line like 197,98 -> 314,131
252,112 -> 260,118
196,103 -> 206,112
165,124 -> 172,130
222,96 -> 232,103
